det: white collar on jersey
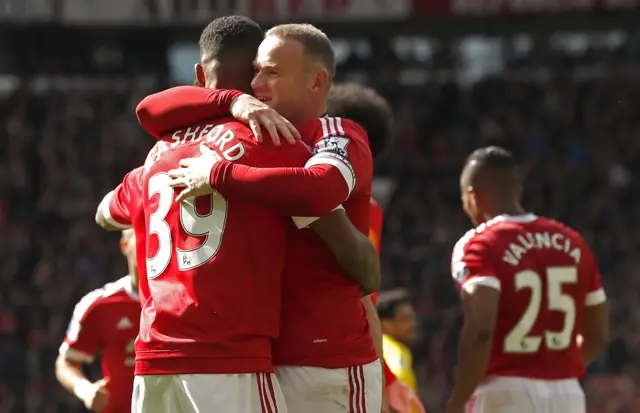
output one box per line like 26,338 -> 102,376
491,213 -> 538,224
123,274 -> 140,302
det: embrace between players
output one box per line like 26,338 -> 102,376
57,15 -> 608,413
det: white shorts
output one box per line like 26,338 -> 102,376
467,377 -> 585,413
276,359 -> 382,413
132,373 -> 287,413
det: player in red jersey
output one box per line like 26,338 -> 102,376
149,28 -> 397,412
446,147 -> 609,413
56,230 -> 140,413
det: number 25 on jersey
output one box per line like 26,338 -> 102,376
504,266 -> 577,354
146,173 -> 228,278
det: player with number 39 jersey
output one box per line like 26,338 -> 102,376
137,118 -> 309,373
446,147 -> 608,413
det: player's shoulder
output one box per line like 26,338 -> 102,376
534,215 -> 582,236
212,119 -> 312,167
300,117 -> 366,142
452,223 -> 495,257
123,165 -> 145,187
72,276 -> 133,319
301,117 -> 371,167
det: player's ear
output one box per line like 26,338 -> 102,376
195,63 -> 206,88
312,68 -> 329,93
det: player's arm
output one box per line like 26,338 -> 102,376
95,167 -> 143,231
310,211 -> 380,294
209,119 -> 367,217
56,295 -> 109,411
579,247 -> 609,366
448,235 -> 499,411
209,159 -> 349,217
136,87 -> 298,144
136,86 -> 242,139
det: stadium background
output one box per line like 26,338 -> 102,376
0,1 -> 638,412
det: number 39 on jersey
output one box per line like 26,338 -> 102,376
146,173 -> 228,279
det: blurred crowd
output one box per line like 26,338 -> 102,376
2,33 -> 640,413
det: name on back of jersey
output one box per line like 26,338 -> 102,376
503,231 -> 582,267
139,124 -> 246,166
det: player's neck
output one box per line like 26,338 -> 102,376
292,101 -> 327,126
485,203 -> 527,221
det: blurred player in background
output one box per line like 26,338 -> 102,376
377,288 -> 423,411
56,229 -> 140,413
447,146 -> 609,413
377,290 -> 417,390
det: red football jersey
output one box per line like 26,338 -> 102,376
103,166 -> 150,303
60,276 -> 140,413
136,118 -> 311,376
273,117 -> 378,368
450,214 -> 606,380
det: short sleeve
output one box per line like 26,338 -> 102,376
101,167 -> 144,229
581,242 -> 606,306
305,117 -> 372,200
59,292 -> 103,363
451,229 -> 500,293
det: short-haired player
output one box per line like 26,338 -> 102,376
447,146 -> 608,413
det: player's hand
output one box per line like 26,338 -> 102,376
79,378 -> 110,412
230,94 -> 300,146
387,381 -> 426,413
168,143 -> 221,202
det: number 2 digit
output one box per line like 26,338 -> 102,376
504,266 -> 577,353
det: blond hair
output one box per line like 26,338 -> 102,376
266,23 -> 336,82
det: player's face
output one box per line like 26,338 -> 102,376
252,36 -> 313,124
390,304 -> 417,344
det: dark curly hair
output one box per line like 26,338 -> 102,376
327,83 -> 394,159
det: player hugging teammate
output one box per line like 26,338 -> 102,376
91,16 -> 399,413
